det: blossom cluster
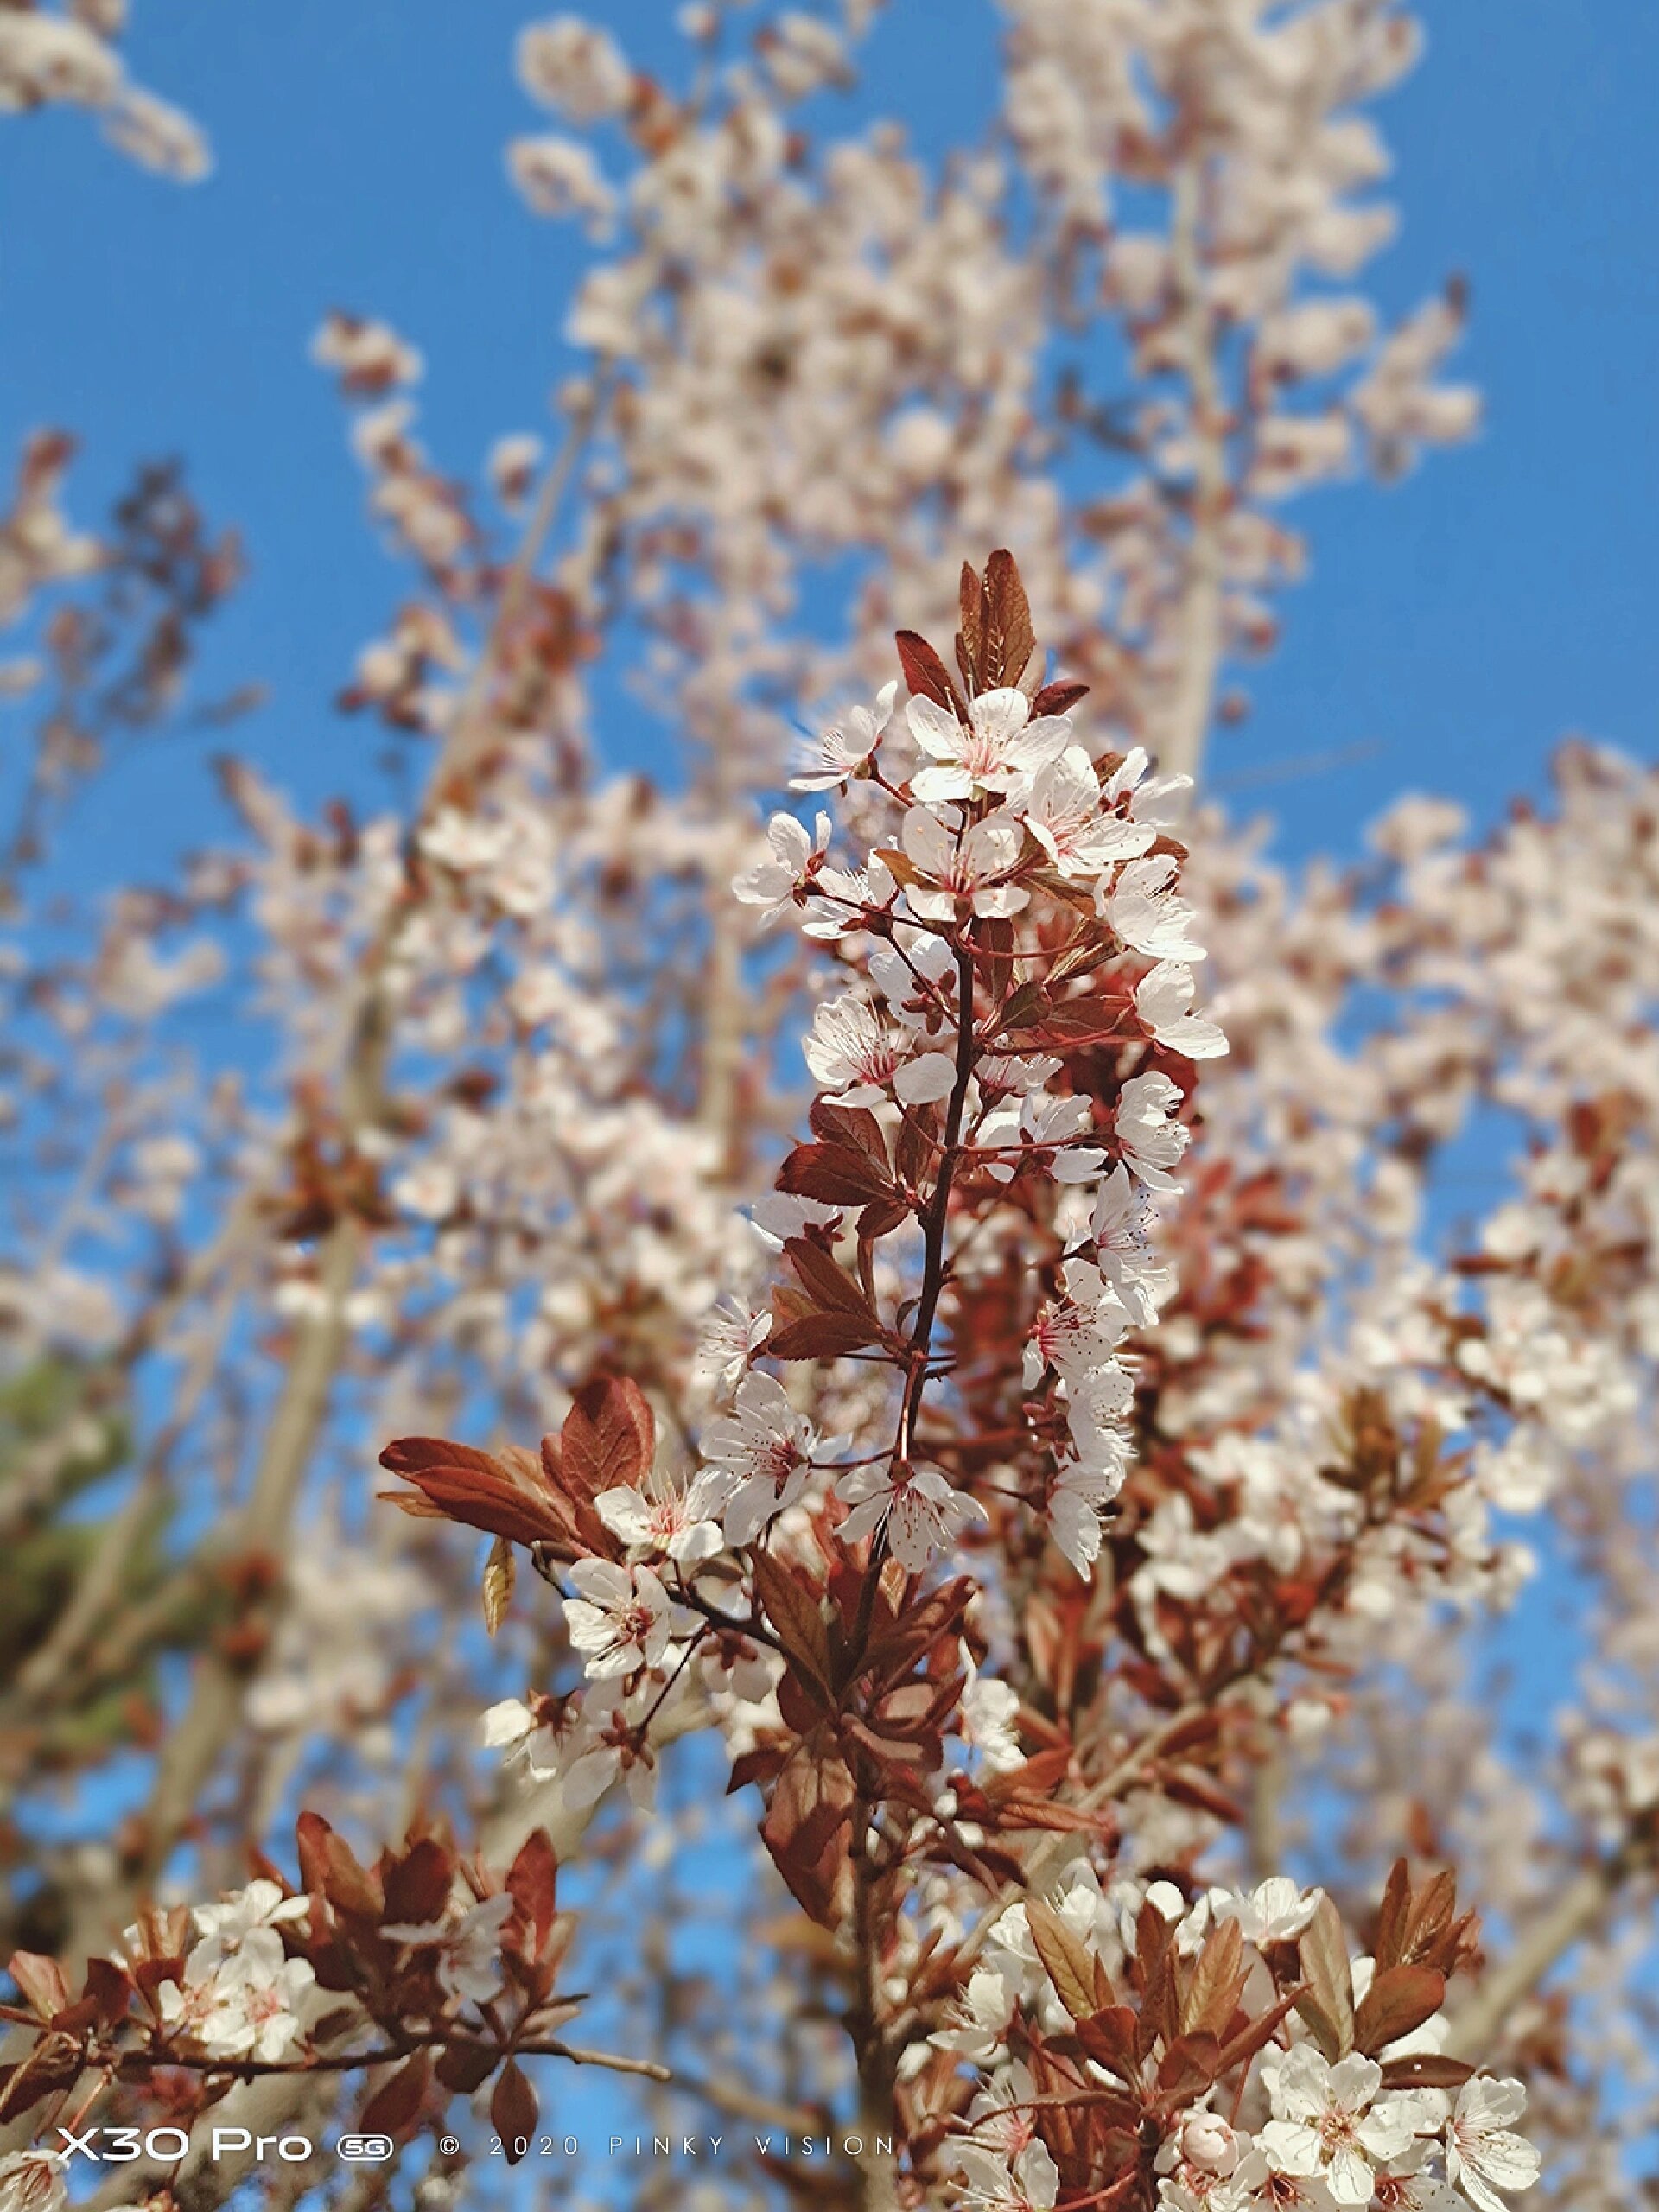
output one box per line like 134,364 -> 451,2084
0,1822 -> 586,2180
938,1862 -> 1538,2212
0,5 -> 208,177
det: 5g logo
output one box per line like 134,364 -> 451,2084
336,2136 -> 396,2164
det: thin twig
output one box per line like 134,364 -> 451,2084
115,2032 -> 670,2085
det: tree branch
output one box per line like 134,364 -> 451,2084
1158,158 -> 1228,797
1443,1836 -> 1654,2063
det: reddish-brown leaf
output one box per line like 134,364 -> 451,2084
6,1953 -> 69,2024
507,1829 -> 559,1953
1296,1894 -> 1355,2061
361,2051 -> 432,2139
1018,995 -> 1136,1049
995,980 -> 1050,1038
779,1141 -> 894,1207
1030,678 -> 1089,719
381,1838 -> 453,1929
786,1236 -> 880,1319
895,628 -> 964,717
1077,2006 -> 1139,2079
760,1734 -> 855,1928
82,1956 -> 131,2031
873,843 -> 920,889
1380,2053 -> 1477,2091
1214,1986 -> 1306,2078
1027,1897 -> 1097,2022
378,1434 -> 502,1485
768,1311 -> 884,1360
810,1097 -> 890,1159
1409,1871 -> 1458,1953
857,1579 -> 973,1692
980,549 -> 1036,690
1374,1858 -> 1412,1972
956,559 -> 986,694
378,1437 -> 567,1551
1137,1937 -> 1181,2059
894,1109 -> 935,1189
857,1198 -> 912,1241
1157,2033 -> 1223,2102
1163,1769 -> 1247,1827
1354,1964 -> 1446,2057
561,1375 -> 654,1500
985,1745 -> 1065,1800
753,1553 -> 836,1702
296,1812 -> 383,1921
727,1745 -> 786,1796
491,2058 -> 538,2159
1183,1920 -> 1245,2039
435,2041 -> 498,2094
0,2033 -> 82,2120
993,1798 -> 1109,1834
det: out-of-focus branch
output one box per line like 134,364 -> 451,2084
671,2068 -> 821,2136
698,871 -> 747,1174
1159,158 -> 1228,797
131,1214 -> 364,1890
7,1207 -> 257,1715
1443,1835 -> 1654,2063
77,379 -> 610,1930
0,1194 -> 244,1554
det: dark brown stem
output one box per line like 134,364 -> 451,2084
898,939 -> 979,1461
849,1817 -> 901,2212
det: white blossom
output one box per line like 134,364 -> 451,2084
907,689 -> 1071,804
0,2153 -> 67,2212
597,1465 -> 724,1566
1047,1451 -> 1128,1578
1014,745 -> 1155,877
1137,962 -> 1228,1060
508,135 -> 616,232
1260,2048 -> 1422,2208
791,680 -> 896,791
956,2139 -> 1060,2212
804,990 -> 955,1107
516,15 -> 632,121
1105,855 -> 1208,963
902,805 -> 1030,922
693,1292 -> 773,1395
834,1460 -> 987,1571
562,1559 -> 675,1680
384,1892 -> 515,2005
1445,2077 -> 1541,2212
734,810 -> 832,925
961,1666 -> 1024,1773
699,1370 -> 819,1546
1116,1071 -> 1191,1192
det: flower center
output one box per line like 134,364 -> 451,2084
1317,2109 -> 1360,2155
761,1438 -> 804,1494
857,1035 -> 904,1084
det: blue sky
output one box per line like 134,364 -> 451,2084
1,0 -> 1656,880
